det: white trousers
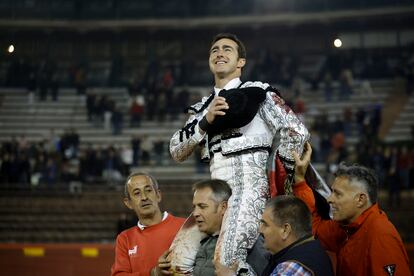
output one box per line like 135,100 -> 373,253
211,150 -> 269,274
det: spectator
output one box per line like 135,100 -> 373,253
26,68 -> 37,105
153,140 -> 165,166
291,75 -> 304,97
91,148 -> 105,181
129,95 -> 145,127
369,102 -> 382,137
32,153 -> 48,186
359,80 -> 373,96
141,136 -> 152,166
45,128 -> 60,153
258,196 -> 333,275
120,146 -> 133,176
355,107 -> 366,136
342,106 -> 353,137
37,60 -> 50,101
111,173 -> 185,275
44,157 -> 58,187
111,106 -> 124,135
292,142 -> 410,276
103,96 -> 114,131
131,136 -> 141,167
323,72 -> 333,102
339,68 -> 354,100
158,179 -> 269,276
176,179 -> 231,275
17,153 -> 31,186
156,90 -> 168,122
50,71 -> 60,102
293,96 -> 306,123
86,92 -> 96,122
0,153 -> 12,184
103,148 -> 123,185
74,65 -> 87,95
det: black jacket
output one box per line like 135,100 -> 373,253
262,235 -> 333,276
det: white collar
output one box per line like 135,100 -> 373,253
137,211 -> 168,230
214,78 -> 242,95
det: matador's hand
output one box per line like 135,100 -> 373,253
206,96 -> 229,124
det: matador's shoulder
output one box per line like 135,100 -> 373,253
241,81 -> 282,97
186,92 -> 215,115
240,81 -> 270,90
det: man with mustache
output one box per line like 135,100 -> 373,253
111,172 -> 185,276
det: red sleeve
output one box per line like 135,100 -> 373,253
293,181 -> 345,253
111,233 -> 141,276
368,232 -> 411,276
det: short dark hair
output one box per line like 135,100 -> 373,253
192,179 -> 232,203
266,196 -> 312,239
211,33 -> 246,59
334,163 -> 378,204
124,172 -> 159,199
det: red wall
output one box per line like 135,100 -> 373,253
0,243 -> 413,275
0,243 -> 115,276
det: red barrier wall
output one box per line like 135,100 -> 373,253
0,243 -> 115,276
0,243 -> 413,275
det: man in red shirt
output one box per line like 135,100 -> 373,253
111,172 -> 185,276
292,142 -> 410,276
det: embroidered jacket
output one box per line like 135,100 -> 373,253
170,79 -> 309,170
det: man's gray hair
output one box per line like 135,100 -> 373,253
124,172 -> 159,199
334,163 -> 378,204
192,179 -> 232,203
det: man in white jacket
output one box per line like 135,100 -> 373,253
170,33 -> 308,275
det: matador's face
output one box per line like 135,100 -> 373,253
209,38 -> 245,80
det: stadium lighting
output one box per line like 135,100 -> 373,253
7,44 -> 14,53
333,38 -> 342,48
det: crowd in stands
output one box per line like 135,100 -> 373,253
0,129 -> 78,187
83,65 -> 191,135
301,100 -> 414,207
5,46 -> 413,100
1,121 -> 413,201
85,93 -> 124,134
0,129 -> 179,188
127,66 -> 191,123
2,47 -> 414,201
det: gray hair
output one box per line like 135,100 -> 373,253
124,172 -> 159,199
334,163 -> 378,204
192,179 -> 232,203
